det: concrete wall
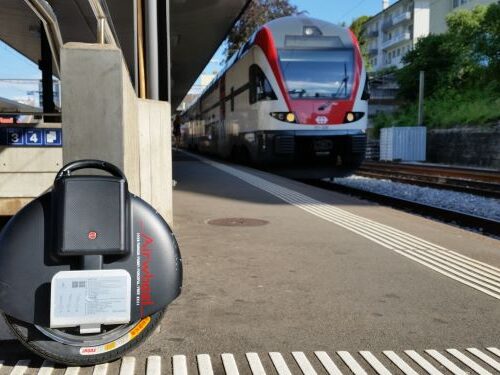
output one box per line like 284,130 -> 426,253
414,0 -> 431,40
429,0 -> 451,34
0,123 -> 62,215
61,42 -> 173,225
427,126 -> 500,169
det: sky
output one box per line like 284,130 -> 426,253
0,0 -> 391,102
0,41 -> 42,102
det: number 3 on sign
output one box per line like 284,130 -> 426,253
26,129 -> 43,146
7,129 -> 24,145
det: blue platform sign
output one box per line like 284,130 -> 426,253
7,128 -> 24,145
25,129 -> 43,146
43,129 -> 62,146
0,127 -> 62,147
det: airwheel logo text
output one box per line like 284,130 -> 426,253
136,229 -> 155,316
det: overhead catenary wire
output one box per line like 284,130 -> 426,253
337,0 -> 371,25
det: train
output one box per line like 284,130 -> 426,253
180,16 -> 370,178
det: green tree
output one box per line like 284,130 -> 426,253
374,3 -> 500,131
445,5 -> 489,81
396,34 -> 460,100
396,3 -> 500,101
349,15 -> 371,48
225,0 -> 303,61
481,3 -> 500,78
349,15 -> 371,67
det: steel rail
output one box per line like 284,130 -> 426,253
362,161 -> 500,181
307,180 -> 500,238
358,162 -> 500,198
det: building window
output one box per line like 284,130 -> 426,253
453,0 -> 459,8
249,65 -> 277,104
397,48 -> 401,56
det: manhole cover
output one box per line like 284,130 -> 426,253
207,218 -> 269,227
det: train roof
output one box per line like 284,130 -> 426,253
265,16 -> 355,49
182,16 -> 354,116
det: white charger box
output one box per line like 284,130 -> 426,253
50,269 -> 131,328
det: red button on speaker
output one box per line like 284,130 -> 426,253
88,231 -> 97,240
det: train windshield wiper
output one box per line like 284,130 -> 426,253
288,88 -> 306,97
333,63 -> 349,98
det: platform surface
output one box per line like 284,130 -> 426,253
0,151 -> 499,374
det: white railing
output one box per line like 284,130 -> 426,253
382,32 -> 411,49
87,0 -> 118,46
23,0 -> 119,75
24,0 -> 63,74
382,11 -> 412,30
392,11 -> 412,25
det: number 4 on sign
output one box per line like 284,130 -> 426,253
26,130 -> 43,146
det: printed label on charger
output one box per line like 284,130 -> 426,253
50,270 -> 131,328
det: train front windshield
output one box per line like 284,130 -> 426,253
279,49 -> 354,99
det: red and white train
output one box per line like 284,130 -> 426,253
181,16 -> 370,178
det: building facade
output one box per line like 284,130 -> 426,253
363,0 -> 430,71
430,0 -> 497,35
363,0 -> 496,72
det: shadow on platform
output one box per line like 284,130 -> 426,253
172,150 -> 362,207
0,339 -> 36,361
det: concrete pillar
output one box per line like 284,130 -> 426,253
61,42 -> 172,225
61,43 -> 140,191
138,99 -> 172,222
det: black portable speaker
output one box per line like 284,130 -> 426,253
53,160 -> 130,256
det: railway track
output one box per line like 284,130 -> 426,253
358,161 -> 500,198
308,180 -> 500,238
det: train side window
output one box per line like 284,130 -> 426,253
249,65 -> 277,104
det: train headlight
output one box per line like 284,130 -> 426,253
271,112 -> 297,123
343,112 -> 365,123
304,26 -> 322,36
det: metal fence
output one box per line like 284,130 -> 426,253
380,126 -> 426,161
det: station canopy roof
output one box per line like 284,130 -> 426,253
0,0 -> 251,108
0,96 -> 41,113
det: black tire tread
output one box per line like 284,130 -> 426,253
2,309 -> 165,366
